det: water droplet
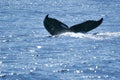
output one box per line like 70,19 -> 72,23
35,62 -> 38,65
98,76 -> 101,79
80,70 -> 83,73
111,51 -> 115,53
75,70 -> 80,73
93,56 -> 97,59
37,46 -> 42,49
29,50 -> 35,53
104,75 -> 109,78
9,72 -> 14,75
44,64 -> 49,67
0,61 -> 2,64
30,69 -> 34,72
9,35 -> 12,37
53,70 -> 57,73
94,70 -> 97,73
89,67 -> 94,71
95,66 -> 98,69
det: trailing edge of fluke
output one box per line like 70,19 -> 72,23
43,14 -> 103,36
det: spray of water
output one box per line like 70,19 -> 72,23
60,32 -> 120,40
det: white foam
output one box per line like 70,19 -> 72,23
60,32 -> 120,40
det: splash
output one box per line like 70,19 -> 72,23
60,32 -> 120,40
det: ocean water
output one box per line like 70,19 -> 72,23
0,0 -> 120,80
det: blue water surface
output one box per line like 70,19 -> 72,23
0,0 -> 120,80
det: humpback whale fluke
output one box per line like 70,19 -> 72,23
43,14 -> 69,35
43,14 -> 103,36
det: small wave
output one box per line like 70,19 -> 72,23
60,32 -> 120,40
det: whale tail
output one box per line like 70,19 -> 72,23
43,14 -> 103,36
69,18 -> 103,33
